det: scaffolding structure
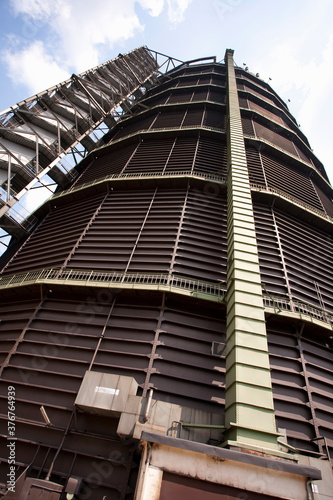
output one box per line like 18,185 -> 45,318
0,46 -> 182,241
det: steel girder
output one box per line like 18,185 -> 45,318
0,46 -> 183,240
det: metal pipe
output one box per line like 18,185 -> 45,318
143,389 -> 153,422
181,423 -> 226,430
135,442 -> 151,500
306,480 -> 314,500
58,123 -> 61,155
311,435 -> 331,462
45,411 -> 74,481
40,406 -> 51,426
277,438 -> 298,452
7,154 -> 11,202
36,135 -> 39,174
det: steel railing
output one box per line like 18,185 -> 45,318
0,268 -> 226,300
263,294 -> 333,325
52,170 -> 227,199
251,183 -> 333,223
1,268 -> 332,324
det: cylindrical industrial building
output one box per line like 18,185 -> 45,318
0,48 -> 332,499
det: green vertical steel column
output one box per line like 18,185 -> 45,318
224,49 -> 279,452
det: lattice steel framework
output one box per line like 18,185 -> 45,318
0,46 -> 182,240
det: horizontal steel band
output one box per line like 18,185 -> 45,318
52,170 -> 227,199
50,171 -> 333,227
1,268 -> 332,328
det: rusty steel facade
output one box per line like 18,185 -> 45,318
0,52 -> 333,498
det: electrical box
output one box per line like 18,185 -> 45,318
75,371 -> 138,416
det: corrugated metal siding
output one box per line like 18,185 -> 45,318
246,146 -> 266,185
268,320 -> 333,455
3,193 -> 106,274
261,152 -> 324,211
173,187 -> 227,282
0,289 -> 226,493
274,209 -> 333,312
248,99 -> 285,126
75,141 -> 138,185
253,204 -> 288,296
314,184 -> 333,217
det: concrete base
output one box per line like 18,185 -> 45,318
135,433 -> 324,500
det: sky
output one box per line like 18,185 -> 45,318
0,0 -> 332,209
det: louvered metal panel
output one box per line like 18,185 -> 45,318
314,184 -> 333,217
126,188 -> 187,273
191,89 -> 209,101
0,287 -> 227,495
294,143 -> 312,163
143,93 -> 170,107
167,90 -> 194,104
246,146 -> 266,185
173,187 -> 227,282
195,136 -> 227,175
111,113 -> 155,140
75,141 -> 138,185
208,88 -> 226,104
177,76 -> 201,87
253,204 -> 288,296
261,152 -> 324,212
274,209 -> 333,312
164,137 -> 197,171
254,121 -> 298,156
238,96 -> 248,108
152,109 -> 186,129
248,99 -> 284,126
182,108 -> 205,127
210,75 -> 226,86
70,189 -> 160,271
267,320 -> 333,456
204,108 -> 226,130
2,193 -> 106,274
125,138 -> 175,173
242,82 -> 277,108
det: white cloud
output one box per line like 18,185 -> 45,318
3,0 -> 193,99
10,0 -> 66,20
50,1 -> 145,72
250,13 -> 333,182
137,0 -> 164,16
167,0 -> 193,23
2,40 -> 69,95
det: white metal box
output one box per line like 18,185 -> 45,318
75,371 -> 138,416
